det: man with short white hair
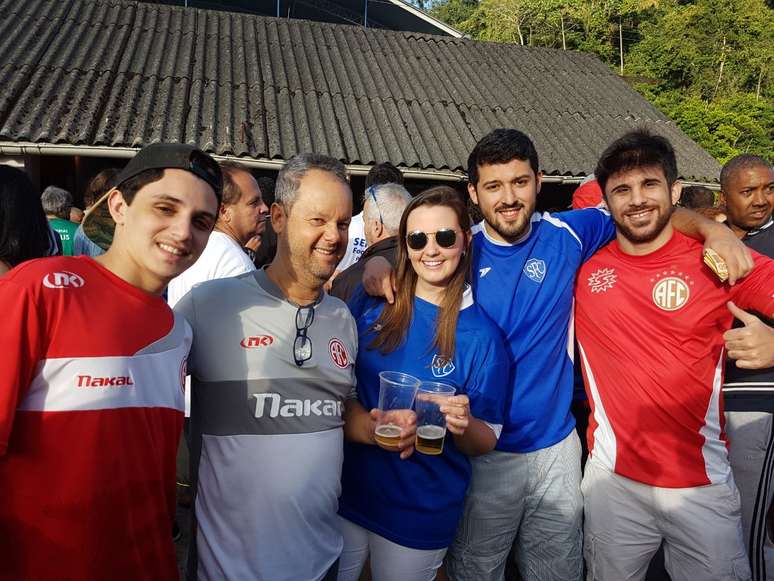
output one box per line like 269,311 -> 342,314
41,185 -> 78,256
336,162 -> 404,276
331,182 -> 411,302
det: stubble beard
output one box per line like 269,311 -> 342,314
293,243 -> 339,289
615,205 -> 673,245
484,202 -> 533,243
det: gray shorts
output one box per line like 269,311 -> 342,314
447,430 -> 583,581
726,411 -> 774,581
581,458 -> 751,581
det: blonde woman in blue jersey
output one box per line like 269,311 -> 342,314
338,186 -> 511,581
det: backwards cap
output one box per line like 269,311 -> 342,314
82,143 -> 222,251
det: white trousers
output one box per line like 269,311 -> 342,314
581,458 -> 751,581
336,517 -> 447,581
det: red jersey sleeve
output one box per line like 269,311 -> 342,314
0,277 -> 47,454
730,250 -> 774,317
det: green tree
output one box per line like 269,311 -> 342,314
640,89 -> 773,161
428,0 -> 479,28
427,0 -> 773,164
627,0 -> 773,99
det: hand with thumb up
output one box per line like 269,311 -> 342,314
724,301 -> 774,369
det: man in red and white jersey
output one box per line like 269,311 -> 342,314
0,143 -> 222,580
575,131 -> 774,580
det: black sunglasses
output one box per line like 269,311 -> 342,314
406,228 -> 459,250
293,304 -> 315,367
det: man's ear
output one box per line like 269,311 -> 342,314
535,171 -> 543,195
106,188 -> 128,227
270,202 -> 286,235
718,189 -> 727,208
600,194 -> 609,210
670,181 -> 683,206
467,182 -> 479,206
372,219 -> 384,241
219,203 -> 231,222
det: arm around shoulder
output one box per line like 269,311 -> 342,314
672,208 -> 753,284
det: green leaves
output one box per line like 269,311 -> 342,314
425,0 -> 772,165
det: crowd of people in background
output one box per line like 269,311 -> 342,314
0,129 -> 773,581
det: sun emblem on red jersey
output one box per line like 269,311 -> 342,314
329,338 -> 349,368
587,267 -> 617,293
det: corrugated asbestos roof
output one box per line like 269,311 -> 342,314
0,0 -> 721,181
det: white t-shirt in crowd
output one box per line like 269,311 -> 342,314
337,212 -> 366,272
167,230 -> 255,308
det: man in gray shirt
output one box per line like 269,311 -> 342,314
175,153 -> 357,581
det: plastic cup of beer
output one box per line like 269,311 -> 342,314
374,371 -> 421,451
415,382 -> 456,456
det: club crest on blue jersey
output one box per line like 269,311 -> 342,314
431,354 -> 455,378
523,258 -> 547,283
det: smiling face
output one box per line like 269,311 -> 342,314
720,164 -> 774,234
405,204 -> 468,295
272,169 -> 352,288
468,158 -> 541,243
603,165 -> 681,255
108,168 -> 218,292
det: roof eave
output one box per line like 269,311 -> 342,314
384,0 -> 464,38
0,142 -> 467,182
0,142 -> 719,187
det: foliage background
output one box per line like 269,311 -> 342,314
415,0 -> 773,163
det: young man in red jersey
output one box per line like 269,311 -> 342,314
574,131 -> 774,581
0,143 -> 222,580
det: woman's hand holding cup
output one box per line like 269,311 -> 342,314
370,408 -> 417,459
439,395 -> 471,436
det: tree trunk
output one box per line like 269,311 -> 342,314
756,66 -> 764,101
619,17 -> 624,74
711,35 -> 727,103
561,13 -> 566,50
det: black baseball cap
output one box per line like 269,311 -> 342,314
82,143 -> 223,251
115,143 -> 223,201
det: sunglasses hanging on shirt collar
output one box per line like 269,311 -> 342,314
293,303 -> 315,367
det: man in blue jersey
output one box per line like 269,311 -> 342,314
365,128 -> 752,581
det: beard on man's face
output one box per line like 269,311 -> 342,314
613,203 -> 674,245
483,200 -> 532,242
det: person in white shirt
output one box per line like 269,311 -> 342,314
167,162 -> 269,307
